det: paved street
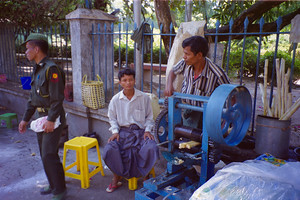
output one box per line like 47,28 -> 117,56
0,79 -> 299,200
0,113 -> 155,200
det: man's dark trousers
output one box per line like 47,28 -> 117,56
37,124 -> 66,195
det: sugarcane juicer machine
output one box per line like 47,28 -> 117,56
135,84 -> 252,200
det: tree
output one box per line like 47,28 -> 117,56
154,0 -> 300,54
93,0 -> 109,12
207,1 -> 300,41
121,0 -> 155,22
154,0 -> 175,57
0,0 -> 79,30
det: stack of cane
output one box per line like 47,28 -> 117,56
259,58 -> 300,120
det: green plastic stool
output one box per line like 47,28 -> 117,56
0,113 -> 18,129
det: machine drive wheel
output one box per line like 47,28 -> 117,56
154,109 -> 169,147
205,84 -> 252,146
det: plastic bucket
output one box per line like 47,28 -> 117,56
255,115 -> 290,159
20,76 -> 31,90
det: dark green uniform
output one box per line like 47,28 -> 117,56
22,56 -> 66,195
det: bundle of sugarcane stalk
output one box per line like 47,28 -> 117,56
259,58 -> 300,120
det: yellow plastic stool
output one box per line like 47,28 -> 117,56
0,113 -> 18,129
62,136 -> 105,189
127,167 -> 155,190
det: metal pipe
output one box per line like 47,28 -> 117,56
176,103 -> 204,112
240,17 -> 249,85
185,0 -> 192,22
174,126 -> 202,142
133,0 -> 142,90
213,20 -> 220,63
252,17 -> 264,134
173,92 -> 209,102
157,140 -> 171,146
225,18 -> 233,74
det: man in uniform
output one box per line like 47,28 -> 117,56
18,33 -> 66,200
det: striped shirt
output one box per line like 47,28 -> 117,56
173,57 -> 230,106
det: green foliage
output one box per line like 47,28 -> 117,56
212,0 -> 254,25
144,48 -> 168,64
93,0 -> 111,11
0,0 -> 114,30
261,1 -> 300,23
49,45 -> 72,58
0,0 -> 79,29
168,0 -> 221,28
15,39 -> 72,58
227,48 -> 300,79
227,48 -> 258,77
210,1 -> 300,27
114,43 -> 168,66
114,43 -> 134,65
260,50 -> 300,79
118,0 -> 155,23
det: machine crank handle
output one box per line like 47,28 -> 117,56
157,141 -> 171,146
187,151 -> 203,160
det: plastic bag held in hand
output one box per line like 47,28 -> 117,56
30,116 -> 61,132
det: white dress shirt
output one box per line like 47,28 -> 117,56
108,88 -> 154,134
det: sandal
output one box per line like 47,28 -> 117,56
106,181 -> 122,193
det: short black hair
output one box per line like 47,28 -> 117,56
182,36 -> 209,57
118,68 -> 135,81
28,40 -> 49,55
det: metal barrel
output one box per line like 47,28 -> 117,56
255,115 -> 291,159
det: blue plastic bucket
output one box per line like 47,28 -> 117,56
20,76 -> 31,90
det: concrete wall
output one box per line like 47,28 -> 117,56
0,83 -> 29,116
0,9 -> 119,146
63,100 -> 111,144
0,83 -> 112,146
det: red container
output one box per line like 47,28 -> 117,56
64,82 -> 73,102
0,74 -> 7,83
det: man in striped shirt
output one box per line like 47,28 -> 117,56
164,36 -> 230,129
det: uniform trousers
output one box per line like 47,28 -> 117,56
37,124 -> 66,195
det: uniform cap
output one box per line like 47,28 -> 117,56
22,33 -> 48,45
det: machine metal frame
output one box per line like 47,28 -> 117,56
135,84 -> 252,200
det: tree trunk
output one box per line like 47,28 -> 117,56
206,1 -> 300,41
94,0 -> 108,12
232,1 -> 284,32
153,0 -> 299,45
154,0 -> 176,57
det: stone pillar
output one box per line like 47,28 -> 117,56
66,8 -> 117,105
133,0 -> 142,89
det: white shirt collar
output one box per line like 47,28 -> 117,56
119,88 -> 142,101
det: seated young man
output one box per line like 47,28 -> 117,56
103,68 -> 159,193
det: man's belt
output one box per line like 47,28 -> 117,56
37,107 -> 49,112
121,124 -> 141,130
